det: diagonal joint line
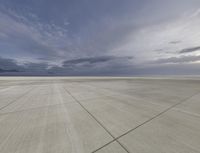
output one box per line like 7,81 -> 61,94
114,90 -> 200,140
63,86 -> 130,153
82,82 -> 200,152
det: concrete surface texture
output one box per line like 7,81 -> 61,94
0,77 -> 200,153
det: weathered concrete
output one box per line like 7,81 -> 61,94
0,77 -> 200,153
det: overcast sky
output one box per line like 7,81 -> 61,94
1,0 -> 200,76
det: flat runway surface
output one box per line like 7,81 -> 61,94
0,77 -> 200,153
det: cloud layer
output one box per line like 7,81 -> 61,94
1,0 -> 200,75
0,56 -> 135,76
179,46 -> 200,53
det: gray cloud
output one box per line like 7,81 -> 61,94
0,68 -> 20,73
135,63 -> 200,75
179,46 -> 200,53
169,41 -> 181,44
49,56 -> 134,75
1,55 -> 200,76
63,56 -> 114,65
63,56 -> 133,66
0,56 -> 49,75
0,57 -> 22,72
0,56 -> 134,76
152,55 -> 200,64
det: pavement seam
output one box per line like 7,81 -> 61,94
91,90 -> 200,152
79,82 -> 200,151
63,87 -> 130,153
0,87 -> 35,111
114,90 -> 200,140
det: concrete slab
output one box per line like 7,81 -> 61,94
119,110 -> 200,153
0,85 -> 33,109
0,103 -> 113,153
63,84 -> 104,101
78,96 -> 167,137
0,84 -> 74,114
0,77 -> 200,153
174,93 -> 200,116
87,79 -> 200,107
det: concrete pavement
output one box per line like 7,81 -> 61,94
0,77 -> 200,153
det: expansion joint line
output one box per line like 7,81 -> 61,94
113,90 -> 200,140
79,82 -> 200,151
63,87 -> 130,153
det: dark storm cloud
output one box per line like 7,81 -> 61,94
49,56 -> 135,75
0,57 -> 22,72
0,68 -> 19,73
0,56 -> 49,75
63,56 -> 114,66
179,46 -> 200,53
0,56 -> 134,75
152,55 -> 200,64
63,56 -> 133,66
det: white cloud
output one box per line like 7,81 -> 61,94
111,8 -> 200,64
